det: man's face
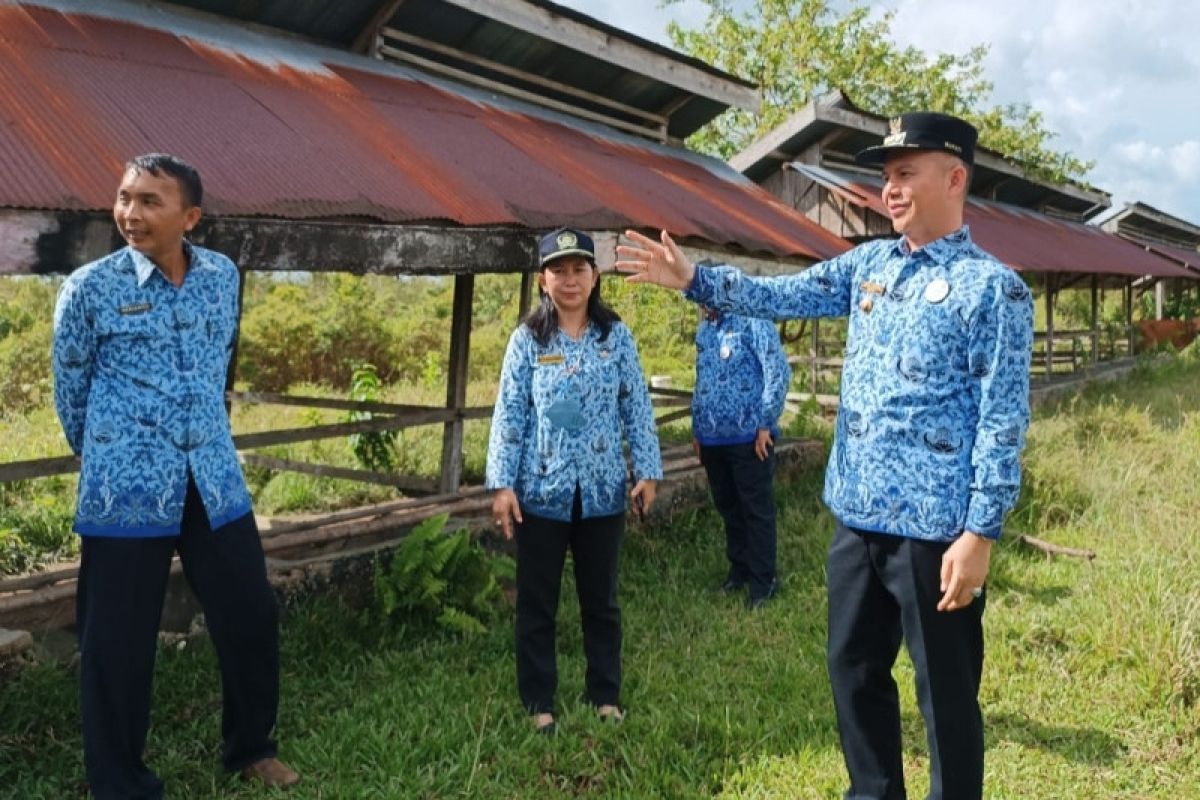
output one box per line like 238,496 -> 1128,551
113,167 -> 201,264
880,150 -> 966,247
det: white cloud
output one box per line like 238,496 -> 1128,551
562,0 -> 1200,223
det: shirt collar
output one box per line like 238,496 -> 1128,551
129,240 -> 196,287
890,225 -> 973,266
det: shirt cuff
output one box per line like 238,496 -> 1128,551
964,493 -> 1004,540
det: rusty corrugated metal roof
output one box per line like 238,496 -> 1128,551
0,1 -> 849,262
805,167 -> 1195,280
1123,238 -> 1200,272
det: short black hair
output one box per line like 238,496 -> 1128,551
124,153 -> 203,208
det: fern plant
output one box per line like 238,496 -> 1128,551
374,513 -> 515,635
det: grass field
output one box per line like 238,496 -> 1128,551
2,353 -> 1198,798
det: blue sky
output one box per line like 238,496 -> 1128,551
560,0 -> 1200,227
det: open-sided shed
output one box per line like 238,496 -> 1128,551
729,92 -> 1198,379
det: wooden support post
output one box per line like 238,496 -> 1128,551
519,270 -> 534,323
1045,275 -> 1056,377
440,274 -> 474,494
1090,275 -> 1099,366
1125,279 -> 1135,355
810,318 -> 820,396
224,264 -> 248,415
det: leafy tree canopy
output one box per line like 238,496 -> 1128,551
667,0 -> 1093,183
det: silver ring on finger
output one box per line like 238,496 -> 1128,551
971,586 -> 983,599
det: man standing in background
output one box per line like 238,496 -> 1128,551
692,306 -> 791,609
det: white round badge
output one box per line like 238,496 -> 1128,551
924,279 -> 950,304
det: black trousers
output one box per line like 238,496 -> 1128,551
700,441 -> 777,597
76,475 -> 280,800
826,521 -> 986,800
514,490 -> 624,714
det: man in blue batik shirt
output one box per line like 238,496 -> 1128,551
618,113 -> 1033,800
692,307 -> 791,609
52,154 -> 298,798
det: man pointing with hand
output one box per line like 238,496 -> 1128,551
617,112 -> 1032,800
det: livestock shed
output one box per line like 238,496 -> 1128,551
1099,202 -> 1200,321
729,92 -> 1198,383
0,0 -> 847,629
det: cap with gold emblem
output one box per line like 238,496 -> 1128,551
538,227 -> 596,267
854,112 -> 978,167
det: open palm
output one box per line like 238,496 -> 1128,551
615,229 -> 694,290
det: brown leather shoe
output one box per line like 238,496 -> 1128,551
241,757 -> 300,788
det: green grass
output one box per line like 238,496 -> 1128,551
3,356 -> 1200,798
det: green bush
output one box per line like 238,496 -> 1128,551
373,513 -> 515,635
0,278 -> 57,418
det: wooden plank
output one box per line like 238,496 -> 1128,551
239,454 -> 438,494
228,391 -> 483,418
0,209 -> 540,276
440,274 -> 474,494
435,0 -> 760,111
518,271 -> 534,322
655,408 -> 692,426
646,386 -> 694,400
225,263 -> 247,414
0,455 -> 79,482
259,486 -> 489,536
351,0 -> 408,54
377,44 -> 667,142
380,27 -> 669,125
234,413 -> 440,450
0,563 -> 80,594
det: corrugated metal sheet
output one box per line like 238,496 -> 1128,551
0,1 -> 849,261
1127,238 -> 1200,272
806,167 -> 1195,280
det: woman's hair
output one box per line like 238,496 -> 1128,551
523,263 -> 621,346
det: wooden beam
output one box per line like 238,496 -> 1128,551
239,453 -> 437,494
0,455 -> 79,483
351,0 -> 408,54
0,210 -> 538,276
519,271 -> 535,322
1044,274 -> 1056,377
1090,275 -> 1100,365
377,44 -> 667,142
228,391 -> 465,417
440,274 -> 474,493
380,27 -> 668,126
225,263 -> 247,414
435,0 -> 759,112
591,231 -> 815,276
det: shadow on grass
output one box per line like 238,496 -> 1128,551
988,712 -> 1125,765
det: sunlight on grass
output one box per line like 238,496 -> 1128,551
2,353 -> 1200,797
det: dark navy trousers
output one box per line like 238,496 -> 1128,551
699,441 -> 778,598
826,521 -> 986,800
76,475 -> 280,800
514,489 -> 624,715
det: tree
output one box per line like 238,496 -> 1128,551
667,0 -> 1093,184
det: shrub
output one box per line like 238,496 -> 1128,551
373,513 -> 515,635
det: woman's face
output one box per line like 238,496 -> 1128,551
539,255 -> 598,315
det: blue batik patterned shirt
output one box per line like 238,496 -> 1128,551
693,312 -> 791,446
486,321 -> 663,521
686,227 -> 1032,542
52,243 -> 253,537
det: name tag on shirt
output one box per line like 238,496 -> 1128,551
119,302 -> 153,316
537,354 -> 564,365
859,281 -> 886,296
